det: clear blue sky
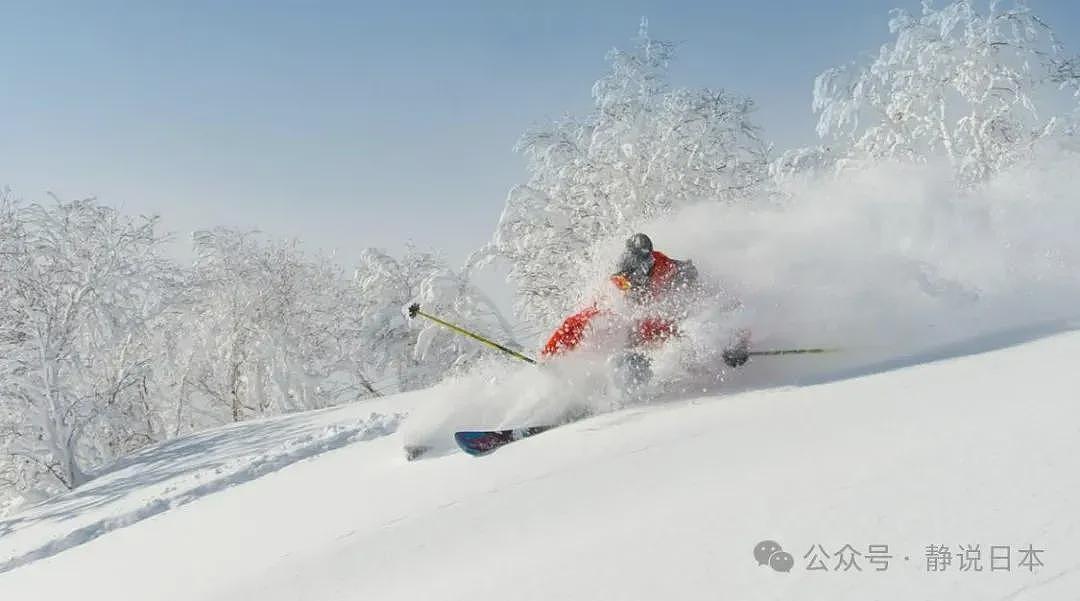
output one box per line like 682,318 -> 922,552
2,0 -> 1079,264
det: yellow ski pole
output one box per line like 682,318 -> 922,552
748,348 -> 838,356
407,303 -> 537,365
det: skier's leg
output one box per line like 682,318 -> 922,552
608,350 -> 653,395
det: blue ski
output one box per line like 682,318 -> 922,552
454,426 -> 556,456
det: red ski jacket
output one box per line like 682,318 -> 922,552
541,251 -> 689,357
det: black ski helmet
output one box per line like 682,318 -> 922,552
616,233 -> 655,285
626,233 -> 653,257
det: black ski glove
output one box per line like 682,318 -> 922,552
673,259 -> 698,289
722,346 -> 750,368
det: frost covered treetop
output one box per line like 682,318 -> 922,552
804,0 -> 1080,186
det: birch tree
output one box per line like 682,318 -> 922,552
180,229 -> 379,425
353,246 -> 519,392
473,21 -> 770,329
808,0 -> 1080,185
0,196 -> 172,497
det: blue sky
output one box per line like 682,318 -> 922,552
2,0 -> 1079,264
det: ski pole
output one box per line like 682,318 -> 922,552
748,348 -> 837,356
407,303 -> 537,365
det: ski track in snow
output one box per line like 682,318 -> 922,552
0,409 -> 402,574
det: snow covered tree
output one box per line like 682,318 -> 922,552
809,0 -> 1080,186
176,229 -> 376,427
0,195 -> 173,499
353,246 -> 518,392
0,202 -> 513,510
473,21 -> 770,330
770,145 -> 839,186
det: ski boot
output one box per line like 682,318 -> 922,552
608,350 -> 653,399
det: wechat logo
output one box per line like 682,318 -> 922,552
754,540 -> 794,573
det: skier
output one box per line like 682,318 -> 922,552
541,233 -> 749,385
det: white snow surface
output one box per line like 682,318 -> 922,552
1,328 -> 1079,600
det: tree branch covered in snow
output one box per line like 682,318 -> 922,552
473,21 -> 770,330
0,193 -> 173,500
798,0 -> 1080,186
354,246 -> 521,392
0,199 -> 512,511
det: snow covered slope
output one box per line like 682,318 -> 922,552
1,330 -> 1078,600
